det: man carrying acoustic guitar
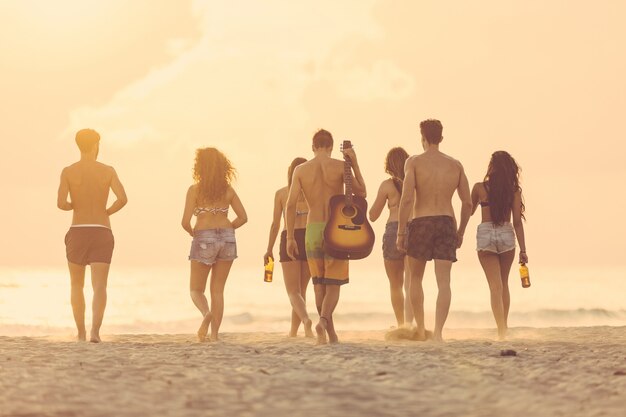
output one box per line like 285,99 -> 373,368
286,129 -> 367,344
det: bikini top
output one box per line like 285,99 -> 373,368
480,182 -> 490,207
194,207 -> 229,216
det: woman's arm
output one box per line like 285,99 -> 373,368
512,190 -> 528,263
368,181 -> 388,222
470,183 -> 480,215
181,185 -> 197,237
229,187 -> 248,230
264,189 -> 284,264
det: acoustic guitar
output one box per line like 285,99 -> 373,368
323,141 -> 375,260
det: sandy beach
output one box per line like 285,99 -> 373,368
1,326 -> 624,417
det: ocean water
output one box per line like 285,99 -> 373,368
1,265 -> 625,336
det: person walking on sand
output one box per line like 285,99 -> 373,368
369,147 -> 414,328
264,157 -> 314,338
57,129 -> 128,342
471,151 -> 528,340
396,119 -> 472,342
181,148 -> 247,342
286,129 -> 366,344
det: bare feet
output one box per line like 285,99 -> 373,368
304,319 -> 314,338
315,317 -> 328,345
209,333 -> 219,342
77,331 -> 87,342
497,328 -> 507,341
328,330 -> 339,344
89,332 -> 101,343
197,312 -> 212,342
432,331 -> 444,343
326,317 -> 339,344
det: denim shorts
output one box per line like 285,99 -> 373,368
382,222 -> 405,261
476,222 -> 516,254
189,228 -> 237,265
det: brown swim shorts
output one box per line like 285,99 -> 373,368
406,216 -> 457,262
65,226 -> 115,265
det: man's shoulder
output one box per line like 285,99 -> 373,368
95,161 -> 115,171
406,154 -> 420,165
434,152 -> 464,169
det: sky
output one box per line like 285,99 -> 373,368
1,0 -> 625,272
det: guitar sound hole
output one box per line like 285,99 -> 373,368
341,206 -> 356,218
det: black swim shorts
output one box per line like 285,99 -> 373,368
406,216 -> 457,262
279,229 -> 307,262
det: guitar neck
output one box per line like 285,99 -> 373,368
343,147 -> 353,207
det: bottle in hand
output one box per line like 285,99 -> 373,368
519,263 -> 530,288
264,256 -> 274,283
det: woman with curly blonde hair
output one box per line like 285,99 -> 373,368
181,148 -> 248,342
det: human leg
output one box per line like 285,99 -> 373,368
190,260 -> 212,341
300,261 -> 314,337
281,260 -> 312,337
478,251 -> 506,340
403,257 -> 414,325
498,250 -> 515,330
89,262 -> 110,343
433,260 -> 452,342
316,284 -> 341,345
384,259 -> 405,326
209,260 -> 233,341
68,262 -> 87,341
407,257 -> 427,339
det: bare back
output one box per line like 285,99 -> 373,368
294,155 -> 345,223
63,161 -> 115,227
276,187 -> 308,230
369,178 -> 403,224
409,151 -> 464,219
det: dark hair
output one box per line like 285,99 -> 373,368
484,151 -> 526,225
287,157 -> 307,188
419,119 -> 443,145
385,147 -> 409,193
75,129 -> 100,152
312,129 -> 333,149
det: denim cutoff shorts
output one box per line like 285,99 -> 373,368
476,222 -> 516,254
189,228 -> 237,265
382,221 -> 406,261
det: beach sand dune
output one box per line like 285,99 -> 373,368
1,327 -> 624,417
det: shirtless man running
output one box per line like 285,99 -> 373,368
286,129 -> 366,344
57,129 -> 128,342
396,119 -> 472,342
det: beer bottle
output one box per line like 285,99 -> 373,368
519,263 -> 530,288
264,256 -> 274,283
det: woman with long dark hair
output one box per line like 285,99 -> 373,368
264,157 -> 313,337
181,148 -> 248,342
369,147 -> 413,327
471,151 -> 528,340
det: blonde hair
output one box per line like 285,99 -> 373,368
193,148 -> 236,204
